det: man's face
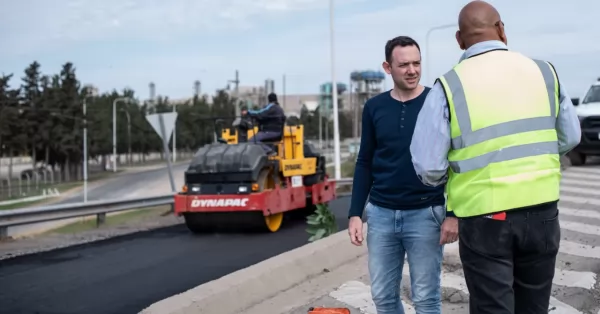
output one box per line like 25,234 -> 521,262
382,45 -> 421,91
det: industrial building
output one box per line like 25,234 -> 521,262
148,69 -> 387,121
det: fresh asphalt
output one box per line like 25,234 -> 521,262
0,197 -> 352,314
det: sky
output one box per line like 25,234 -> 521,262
1,0 -> 599,100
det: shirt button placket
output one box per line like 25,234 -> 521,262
400,104 -> 406,129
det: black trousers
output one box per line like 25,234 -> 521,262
458,202 -> 561,314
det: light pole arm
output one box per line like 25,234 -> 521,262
425,23 -> 456,83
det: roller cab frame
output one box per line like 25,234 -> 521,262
174,117 -> 336,233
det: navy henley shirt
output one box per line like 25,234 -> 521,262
348,88 -> 448,218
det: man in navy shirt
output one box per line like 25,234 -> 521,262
348,36 -> 458,314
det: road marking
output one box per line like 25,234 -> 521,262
562,178 -> 600,188
561,220 -> 600,236
560,207 -> 600,220
561,186 -> 600,196
562,171 -> 600,181
560,195 -> 600,207
548,297 -> 585,314
553,268 -> 597,290
564,167 -> 600,175
559,240 -> 600,259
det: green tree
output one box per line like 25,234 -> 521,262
0,74 -> 24,179
21,61 -> 42,169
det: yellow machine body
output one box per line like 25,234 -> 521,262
220,124 -> 318,178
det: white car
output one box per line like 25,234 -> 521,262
569,79 -> 600,166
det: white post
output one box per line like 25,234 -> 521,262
172,104 -> 177,162
112,97 -> 134,172
329,0 -> 341,180
112,99 -> 118,172
83,98 -> 88,202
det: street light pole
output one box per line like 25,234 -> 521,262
229,70 -> 240,117
172,104 -> 177,162
282,74 -> 286,110
425,23 -> 455,83
113,97 -> 134,172
329,0 -> 341,180
120,109 -> 132,165
127,112 -> 131,165
83,97 -> 88,202
112,98 -> 117,172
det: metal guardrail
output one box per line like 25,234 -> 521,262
0,194 -> 176,239
0,178 -> 354,239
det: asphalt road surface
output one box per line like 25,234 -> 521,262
55,163 -> 189,204
0,197 -> 351,314
6,163 -> 191,238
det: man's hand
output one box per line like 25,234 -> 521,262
440,217 -> 458,245
348,216 -> 364,246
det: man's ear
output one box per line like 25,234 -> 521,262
382,61 -> 392,74
497,22 -> 507,45
455,30 -> 465,50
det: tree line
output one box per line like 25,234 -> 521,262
0,61 -> 358,179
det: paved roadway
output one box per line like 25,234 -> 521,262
6,163 -> 190,238
0,197 -> 352,314
316,165 -> 600,314
54,163 -> 190,205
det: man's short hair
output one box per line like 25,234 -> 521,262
385,36 -> 421,63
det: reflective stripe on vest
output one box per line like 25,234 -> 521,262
441,58 -> 559,174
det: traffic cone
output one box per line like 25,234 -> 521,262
307,307 -> 351,314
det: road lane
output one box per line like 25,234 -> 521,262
6,163 -> 190,238
0,197 -> 351,314
54,163 -> 190,205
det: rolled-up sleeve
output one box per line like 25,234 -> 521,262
555,81 -> 582,155
410,83 -> 451,187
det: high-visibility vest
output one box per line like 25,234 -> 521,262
437,50 -> 561,218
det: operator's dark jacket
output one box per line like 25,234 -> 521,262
248,103 -> 286,132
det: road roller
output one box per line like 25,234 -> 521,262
173,116 -> 336,233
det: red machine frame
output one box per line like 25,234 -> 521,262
174,177 -> 337,217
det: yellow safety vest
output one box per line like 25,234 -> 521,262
437,50 -> 561,218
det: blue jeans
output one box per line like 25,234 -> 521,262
366,202 -> 445,314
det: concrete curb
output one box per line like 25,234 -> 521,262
139,227 -> 368,314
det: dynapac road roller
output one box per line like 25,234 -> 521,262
174,116 -> 336,233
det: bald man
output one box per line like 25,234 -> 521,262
410,1 -> 581,313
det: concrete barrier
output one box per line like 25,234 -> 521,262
139,227 -> 368,314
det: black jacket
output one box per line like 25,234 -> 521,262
248,102 -> 285,132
